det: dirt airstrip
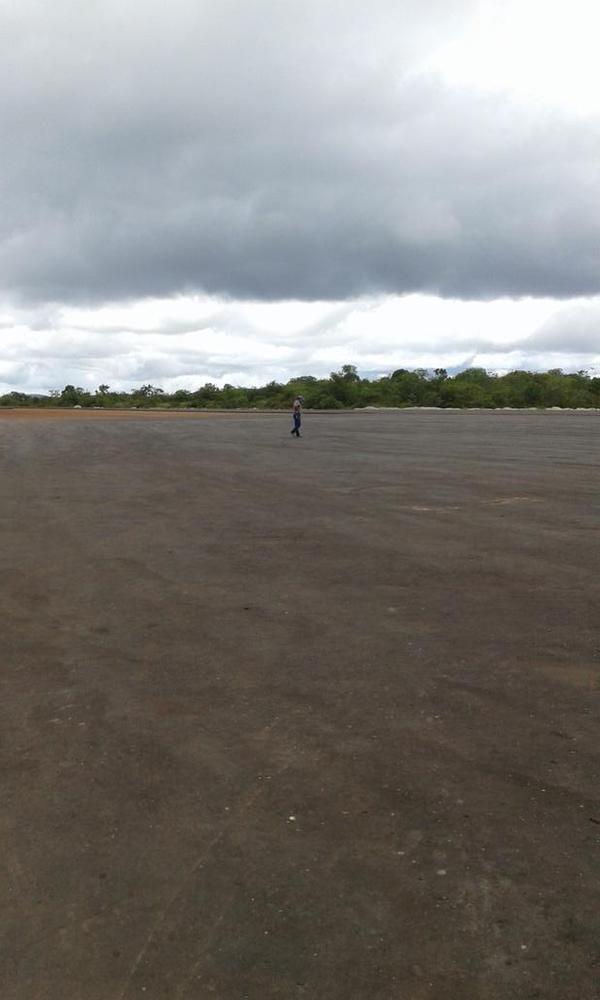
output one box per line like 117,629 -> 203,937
1,409 -> 598,999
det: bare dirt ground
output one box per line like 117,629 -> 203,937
1,409 -> 599,1000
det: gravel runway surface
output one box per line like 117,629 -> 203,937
1,409 -> 598,999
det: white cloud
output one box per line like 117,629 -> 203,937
428,0 -> 600,115
0,293 -> 598,395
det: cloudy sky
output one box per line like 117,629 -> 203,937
1,0 -> 599,392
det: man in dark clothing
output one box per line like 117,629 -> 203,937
290,395 -> 303,437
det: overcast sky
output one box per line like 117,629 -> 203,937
1,0 -> 599,392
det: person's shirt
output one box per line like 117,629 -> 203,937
293,398 -> 302,414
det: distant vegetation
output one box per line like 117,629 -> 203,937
2,367 -> 600,409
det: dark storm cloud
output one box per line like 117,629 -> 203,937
1,0 -> 599,306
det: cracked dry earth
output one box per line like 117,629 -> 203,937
0,409 -> 599,999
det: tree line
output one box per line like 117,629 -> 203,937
2,366 -> 600,410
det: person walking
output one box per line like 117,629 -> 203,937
290,395 -> 303,437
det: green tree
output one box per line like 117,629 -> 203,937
59,385 -> 83,406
